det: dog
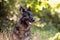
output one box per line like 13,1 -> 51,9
11,6 -> 35,40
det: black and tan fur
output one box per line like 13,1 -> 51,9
11,7 -> 34,40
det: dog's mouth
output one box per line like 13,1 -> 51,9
25,19 -> 32,25
26,20 -> 32,25
25,19 -> 34,25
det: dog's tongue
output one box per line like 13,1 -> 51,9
29,22 -> 31,24
26,20 -> 32,25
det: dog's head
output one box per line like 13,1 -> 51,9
19,7 -> 35,25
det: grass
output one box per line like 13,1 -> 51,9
31,25 -> 58,40
0,25 -> 59,40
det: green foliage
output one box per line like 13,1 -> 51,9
0,0 -> 17,32
0,0 -> 60,40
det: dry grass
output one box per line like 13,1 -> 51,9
0,31 -> 11,40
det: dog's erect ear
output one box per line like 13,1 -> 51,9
27,7 -> 31,12
27,7 -> 32,14
20,6 -> 25,12
19,6 -> 25,14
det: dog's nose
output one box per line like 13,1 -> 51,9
32,19 -> 35,22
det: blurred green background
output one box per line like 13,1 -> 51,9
0,0 -> 60,40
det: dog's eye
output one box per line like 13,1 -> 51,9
28,13 -> 32,16
28,13 -> 30,15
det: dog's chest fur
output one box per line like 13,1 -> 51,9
13,23 -> 30,40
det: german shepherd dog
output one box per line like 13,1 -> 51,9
11,7 -> 34,40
